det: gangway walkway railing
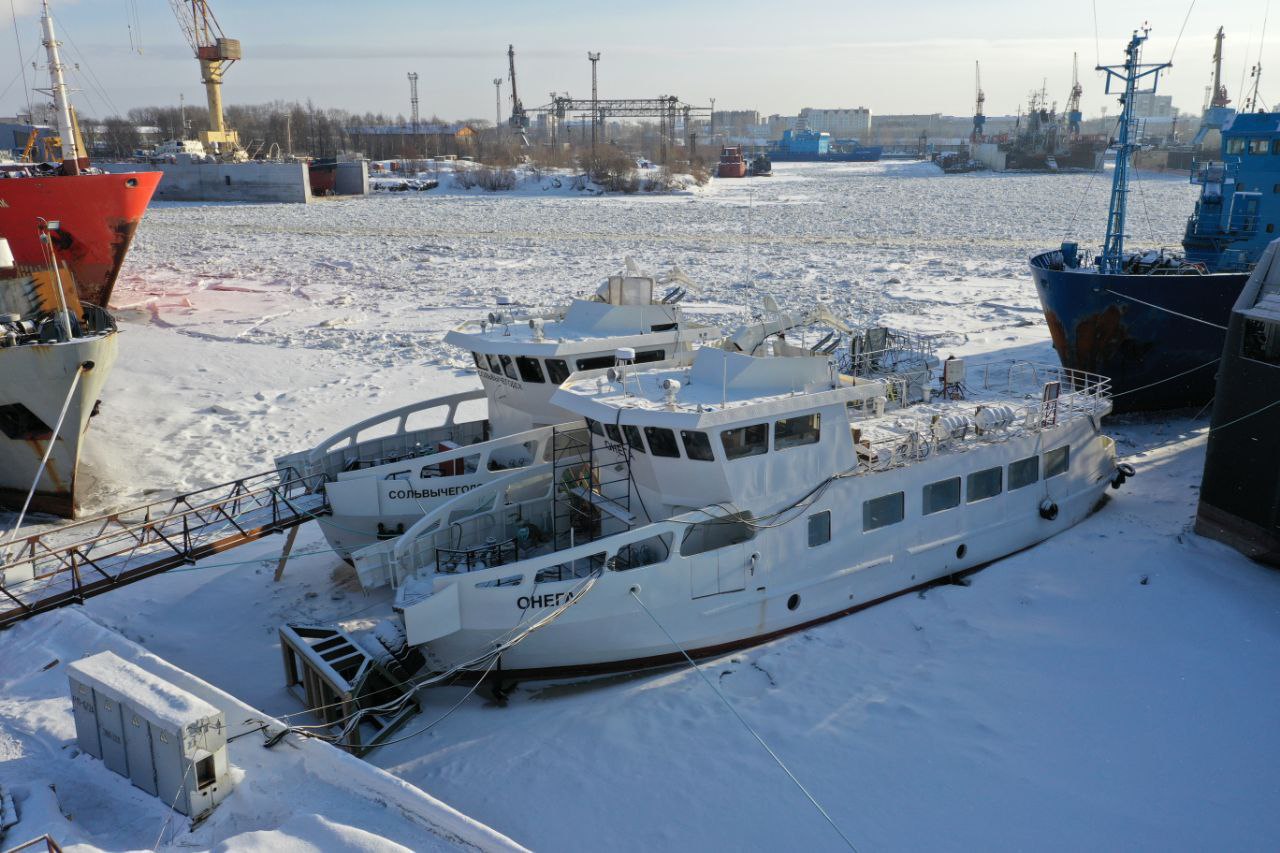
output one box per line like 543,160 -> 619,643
0,469 -> 329,628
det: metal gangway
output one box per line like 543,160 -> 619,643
0,470 -> 329,629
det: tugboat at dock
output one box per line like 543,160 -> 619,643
717,146 -> 748,178
1030,27 -> 1265,411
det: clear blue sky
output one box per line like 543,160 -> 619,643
2,0 -> 1272,121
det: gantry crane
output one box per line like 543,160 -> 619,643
1065,53 -> 1083,136
168,0 -> 242,157
972,61 -> 986,142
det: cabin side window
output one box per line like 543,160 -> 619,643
634,348 -> 666,364
1226,138 -> 1246,155
774,413 -> 821,450
922,477 -> 961,515
1243,318 -> 1280,365
612,533 -> 673,570
721,423 -> 769,460
485,353 -> 503,374
1008,456 -> 1040,490
498,355 -> 519,380
1249,138 -> 1270,155
1043,446 -> 1070,478
515,356 -> 545,383
680,513 -> 756,556
808,511 -> 831,547
967,467 -> 1003,502
863,492 -> 904,531
604,423 -> 623,444
586,418 -> 605,437
623,424 -> 646,453
644,426 -> 681,458
545,359 -> 570,384
471,352 -> 485,370
576,354 -> 615,371
681,430 -> 715,461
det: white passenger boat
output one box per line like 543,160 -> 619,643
350,336 -> 1126,677
276,260 -> 719,559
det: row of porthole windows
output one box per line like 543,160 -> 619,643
804,445 -> 1071,543
586,412 -> 821,461
470,349 -> 667,385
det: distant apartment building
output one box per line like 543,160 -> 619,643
798,107 -> 872,140
1132,93 -> 1174,118
711,110 -> 761,135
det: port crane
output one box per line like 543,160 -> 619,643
971,61 -> 986,142
1209,27 -> 1231,108
1065,53 -> 1083,136
168,0 -> 242,158
507,44 -> 530,136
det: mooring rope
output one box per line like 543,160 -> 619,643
628,589 -> 858,852
1102,288 -> 1229,330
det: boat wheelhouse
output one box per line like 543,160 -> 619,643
276,261 -> 718,559
349,337 -> 1124,677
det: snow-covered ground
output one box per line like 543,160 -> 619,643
4,161 -> 1279,851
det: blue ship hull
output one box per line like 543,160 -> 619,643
767,148 -> 882,163
1030,250 -> 1248,412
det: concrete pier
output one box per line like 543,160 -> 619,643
104,160 -> 313,203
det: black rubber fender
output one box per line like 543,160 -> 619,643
1111,462 -> 1136,490
1039,498 -> 1059,521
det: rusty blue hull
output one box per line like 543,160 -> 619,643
1030,250 -> 1248,412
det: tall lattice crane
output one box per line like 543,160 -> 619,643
971,61 -> 986,142
507,44 -> 529,131
1209,27 -> 1231,108
1065,52 -> 1083,136
168,0 -> 242,156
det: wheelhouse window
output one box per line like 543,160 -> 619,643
623,424 -> 646,452
922,477 -> 960,515
604,423 -> 623,444
1043,446 -> 1070,478
515,356 -> 545,383
586,418 -> 605,437
484,353 -> 503,374
1243,317 -> 1280,364
634,348 -> 666,363
721,423 -> 769,460
967,467 -> 1003,502
681,430 -> 715,461
545,358 -> 570,384
612,533 -> 673,570
680,512 -> 756,556
1008,456 -> 1039,490
576,354 -> 615,371
644,426 -> 681,458
774,413 -> 821,450
1226,138 -> 1246,155
471,352 -> 485,370
498,355 -> 519,380
808,511 -> 831,547
1249,138 -> 1270,155
863,492 -> 905,531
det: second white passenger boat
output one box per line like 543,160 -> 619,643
350,336 -> 1129,677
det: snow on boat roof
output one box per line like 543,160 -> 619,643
554,347 -> 881,426
68,650 -> 221,728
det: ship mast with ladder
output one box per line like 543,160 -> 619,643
38,0 -> 84,175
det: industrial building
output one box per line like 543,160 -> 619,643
799,107 -> 872,140
346,123 -> 478,160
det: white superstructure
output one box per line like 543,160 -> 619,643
350,337 -> 1125,676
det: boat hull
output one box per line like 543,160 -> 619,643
766,148 -> 882,162
0,330 -> 117,517
1030,251 -> 1248,411
0,170 -> 162,307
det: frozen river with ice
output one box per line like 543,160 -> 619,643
4,161 -> 1279,852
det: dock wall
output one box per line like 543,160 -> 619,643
335,161 -> 369,196
974,143 -> 1007,172
103,161 -> 313,203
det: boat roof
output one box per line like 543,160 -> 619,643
553,347 -> 882,428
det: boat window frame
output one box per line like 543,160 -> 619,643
1249,138 -> 1270,155
679,512 -> 757,557
808,511 -> 832,547
1043,446 -> 1070,479
1008,455 -> 1040,490
774,413 -> 821,450
720,422 -> 769,461
922,477 -> 961,515
604,423 -> 623,445
576,354 -> 615,372
498,354 -> 519,381
863,492 -> 905,532
643,425 -> 681,458
515,355 -> 545,384
471,352 -> 485,370
966,466 -> 1003,503
623,424 -> 646,452
634,348 -> 666,364
1226,138 -> 1246,155
680,430 -> 716,461
545,358 -> 571,384
484,353 -> 503,375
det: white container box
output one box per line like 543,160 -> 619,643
67,651 -> 232,819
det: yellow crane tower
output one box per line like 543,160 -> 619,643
168,0 -> 242,157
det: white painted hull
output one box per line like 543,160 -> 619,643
402,423 -> 1117,675
0,331 -> 116,517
